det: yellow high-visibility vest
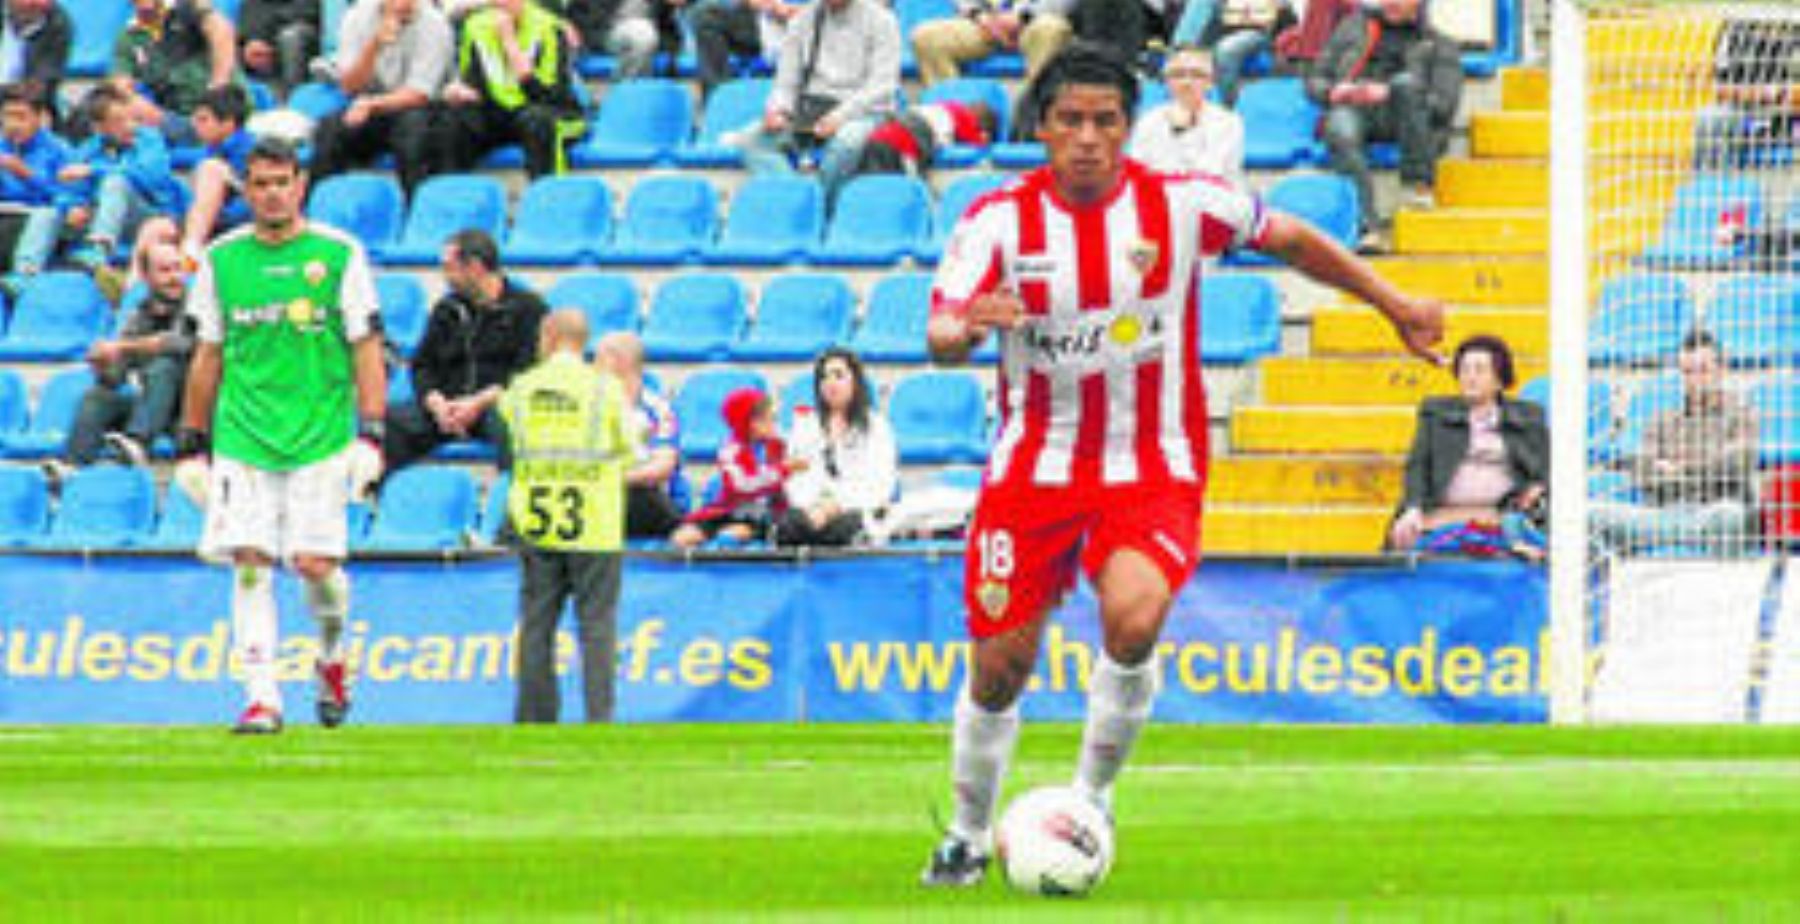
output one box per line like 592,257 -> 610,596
500,353 -> 634,552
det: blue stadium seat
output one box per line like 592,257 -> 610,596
889,371 -> 988,463
287,82 -> 350,121
476,473 -> 511,547
45,466 -> 157,549
673,367 -> 768,461
572,79 -> 695,168
427,440 -> 498,463
1517,376 -> 1550,409
1589,469 -> 1639,503
895,0 -> 958,77
1462,0 -> 1524,78
1591,273 -> 1693,366
919,172 -> 1011,264
777,372 -> 816,430
1198,274 -> 1281,362
1237,78 -> 1323,169
1640,174 -> 1766,268
0,370 -> 26,445
850,273 -> 933,363
675,78 -> 771,168
545,274 -> 641,349
362,466 -> 479,551
387,364 -> 415,407
642,274 -> 746,361
0,273 -> 109,361
1708,275 -> 1800,367
307,173 -> 405,259
346,500 -> 373,547
735,274 -> 855,361
991,141 -> 1046,169
144,485 -> 205,551
813,175 -> 933,266
69,0 -> 133,77
1754,379 -> 1800,466
0,465 -> 49,547
376,274 -> 430,358
385,174 -> 508,265
1228,172 -> 1357,266
918,78 -> 1011,168
1,368 -> 90,458
704,174 -> 824,265
1614,372 -> 1684,460
505,175 -> 614,266
598,175 -> 718,265
1514,376 -> 1617,458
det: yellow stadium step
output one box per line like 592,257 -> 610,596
1204,506 -> 1392,556
1365,258 -> 1547,306
1311,306 -> 1548,358
1259,356 -> 1547,407
1208,456 -> 1402,506
1437,159 -> 1546,209
1393,210 -> 1547,256
1500,67 -> 1546,111
1471,111 -> 1547,158
1230,406 -> 1417,455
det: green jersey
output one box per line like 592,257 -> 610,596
189,222 -> 381,471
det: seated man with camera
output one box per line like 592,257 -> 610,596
730,0 -> 901,205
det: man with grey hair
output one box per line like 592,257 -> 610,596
595,330 -> 686,538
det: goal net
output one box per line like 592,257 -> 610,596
1551,1 -> 1800,723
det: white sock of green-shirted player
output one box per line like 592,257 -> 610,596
949,680 -> 1021,851
305,569 -> 349,661
232,563 -> 281,710
1074,652 -> 1160,810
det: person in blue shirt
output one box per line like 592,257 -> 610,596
0,80 -> 69,284
129,85 -> 254,273
42,84 -> 183,302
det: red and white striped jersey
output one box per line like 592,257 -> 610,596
931,159 -> 1269,490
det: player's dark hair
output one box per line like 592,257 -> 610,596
1,81 -> 49,112
1027,41 -> 1139,123
812,346 -> 871,434
195,84 -> 250,126
246,135 -> 301,172
449,228 -> 501,272
84,84 -> 130,124
1454,334 -> 1516,389
1681,328 -> 1719,355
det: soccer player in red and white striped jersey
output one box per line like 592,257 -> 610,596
920,42 -> 1445,887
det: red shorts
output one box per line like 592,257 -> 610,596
961,480 -> 1204,638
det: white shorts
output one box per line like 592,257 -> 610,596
200,447 -> 353,563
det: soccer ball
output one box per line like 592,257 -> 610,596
994,786 -> 1115,897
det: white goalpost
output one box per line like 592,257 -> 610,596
1550,0 -> 1800,724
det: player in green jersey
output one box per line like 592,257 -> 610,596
175,137 -> 388,735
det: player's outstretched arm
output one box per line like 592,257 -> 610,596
1259,213 -> 1446,366
181,342 -> 223,436
351,335 -> 388,426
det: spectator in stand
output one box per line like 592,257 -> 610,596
1271,0 -> 1357,70
1389,335 -> 1549,559
128,85 -> 254,272
0,81 -> 68,281
110,0 -> 241,148
41,242 -> 193,483
1181,0 -> 1296,107
1592,331 -> 1759,557
595,331 -> 688,540
237,0 -> 321,100
562,0 -> 684,80
688,0 -> 801,99
1693,16 -> 1799,170
851,98 -> 997,179
733,0 -> 901,203
0,0 -> 71,109
776,348 -> 896,548
1127,45 -> 1245,185
311,0 -> 451,195
385,229 -> 547,474
35,85 -> 179,304
438,0 -> 588,179
671,386 -> 803,549
910,1 -> 1074,87
1308,0 -> 1462,251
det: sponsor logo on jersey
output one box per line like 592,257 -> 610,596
1018,306 -> 1166,371
1016,255 -> 1057,280
977,580 -> 1010,620
286,297 -> 316,327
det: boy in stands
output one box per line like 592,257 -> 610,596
919,42 -> 1445,886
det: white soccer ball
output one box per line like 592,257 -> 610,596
994,785 -> 1115,897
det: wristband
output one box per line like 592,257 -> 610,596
176,426 -> 209,457
358,417 -> 386,445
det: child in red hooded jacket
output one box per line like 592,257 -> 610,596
671,387 -> 807,549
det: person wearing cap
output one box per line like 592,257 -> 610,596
670,386 -> 806,549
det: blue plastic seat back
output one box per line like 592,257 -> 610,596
673,367 -> 768,460
642,273 -> 746,361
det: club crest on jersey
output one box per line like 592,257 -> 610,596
977,580 -> 1010,620
304,259 -> 328,287
1127,238 -> 1159,275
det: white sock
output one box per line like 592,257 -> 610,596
304,569 -> 349,662
949,680 -> 1021,851
232,564 -> 281,710
1074,652 -> 1160,808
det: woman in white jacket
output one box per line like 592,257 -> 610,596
779,347 -> 898,547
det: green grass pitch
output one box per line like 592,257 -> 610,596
3,724 -> 1798,920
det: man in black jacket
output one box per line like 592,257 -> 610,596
384,229 -> 547,473
238,0 -> 320,98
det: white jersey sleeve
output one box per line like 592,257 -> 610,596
1178,173 -> 1270,256
930,192 -> 1012,317
338,242 -> 382,342
188,251 -> 223,345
